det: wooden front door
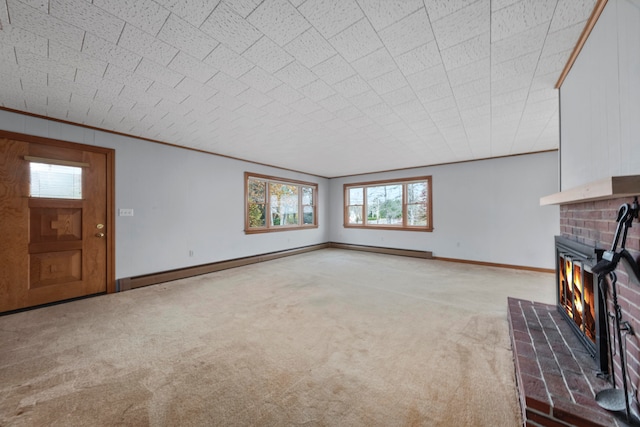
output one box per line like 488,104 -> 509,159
0,132 -> 114,312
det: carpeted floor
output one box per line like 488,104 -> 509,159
0,249 -> 555,426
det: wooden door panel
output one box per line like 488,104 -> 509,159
30,206 -> 83,242
81,150 -> 107,296
0,135 -> 111,312
30,250 -> 82,288
0,139 -> 30,312
29,141 -> 84,163
29,240 -> 83,253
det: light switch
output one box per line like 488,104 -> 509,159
119,208 -> 134,216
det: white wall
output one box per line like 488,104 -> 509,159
329,151 -> 560,269
0,108 -> 560,275
560,0 -> 640,189
0,109 -> 329,279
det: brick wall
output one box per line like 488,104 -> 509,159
560,197 -> 640,409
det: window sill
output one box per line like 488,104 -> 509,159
245,225 -> 319,234
344,225 -> 433,232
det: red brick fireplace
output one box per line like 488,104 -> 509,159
561,198 -> 640,402
509,187 -> 640,426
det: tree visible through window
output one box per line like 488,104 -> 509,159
367,184 -> 402,225
245,172 -> 318,233
247,179 -> 266,228
270,183 -> 298,226
344,176 -> 432,231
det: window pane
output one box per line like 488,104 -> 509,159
248,179 -> 266,203
407,182 -> 427,203
348,187 -> 363,205
302,187 -> 313,205
270,183 -> 299,226
30,162 -> 82,199
407,204 -> 427,226
248,203 -> 266,228
366,185 -> 402,225
303,205 -> 314,224
348,206 -> 363,224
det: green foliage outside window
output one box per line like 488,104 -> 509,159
248,203 -> 265,227
245,173 -> 317,232
345,177 -> 431,231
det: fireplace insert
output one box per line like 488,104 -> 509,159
555,236 -> 609,374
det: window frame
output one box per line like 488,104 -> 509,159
245,172 -> 318,234
343,176 -> 433,232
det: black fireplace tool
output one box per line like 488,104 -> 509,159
595,272 -> 634,422
593,199 -> 640,423
617,197 -> 640,287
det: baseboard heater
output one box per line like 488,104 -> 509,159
329,242 -> 433,259
118,243 -> 433,291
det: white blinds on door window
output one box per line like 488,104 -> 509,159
29,162 -> 82,199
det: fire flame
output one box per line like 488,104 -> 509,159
558,253 -> 596,343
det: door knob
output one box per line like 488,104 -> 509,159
95,232 -> 105,238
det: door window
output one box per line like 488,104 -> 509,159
29,162 -> 82,199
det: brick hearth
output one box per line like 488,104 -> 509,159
508,297 -> 629,427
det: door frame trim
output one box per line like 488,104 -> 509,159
0,130 -> 116,294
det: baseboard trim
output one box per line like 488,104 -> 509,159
120,243 -> 331,291
329,242 -> 433,259
433,257 -> 554,273
118,244 -> 549,292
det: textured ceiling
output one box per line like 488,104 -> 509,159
0,0 -> 596,177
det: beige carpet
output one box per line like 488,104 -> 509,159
0,249 -> 556,426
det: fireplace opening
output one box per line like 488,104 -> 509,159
559,254 -> 596,340
555,236 -> 609,375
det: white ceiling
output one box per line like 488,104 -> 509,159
0,0 -> 596,177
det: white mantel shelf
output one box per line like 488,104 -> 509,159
540,175 -> 640,206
